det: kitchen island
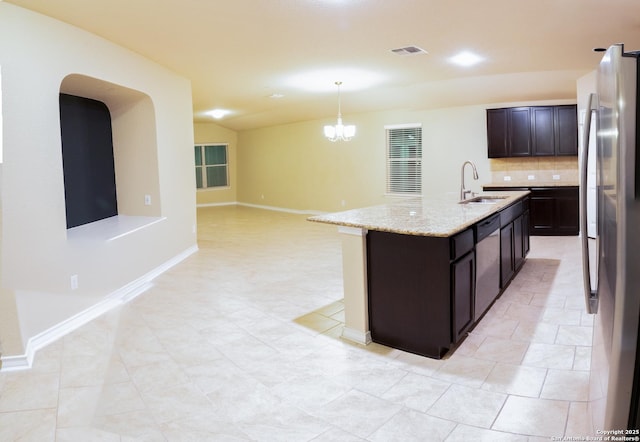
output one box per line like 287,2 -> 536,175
309,190 -> 530,358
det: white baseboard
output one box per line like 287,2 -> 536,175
0,245 -> 198,372
197,201 -> 326,216
341,327 -> 372,345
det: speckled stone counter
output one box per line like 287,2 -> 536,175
484,181 -> 578,188
308,191 -> 530,237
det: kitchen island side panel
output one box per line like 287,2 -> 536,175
367,230 -> 451,358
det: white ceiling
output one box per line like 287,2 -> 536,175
7,0 -> 640,131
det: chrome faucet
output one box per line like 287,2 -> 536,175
460,160 -> 479,201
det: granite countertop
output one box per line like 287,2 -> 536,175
308,191 -> 530,237
483,181 -> 578,188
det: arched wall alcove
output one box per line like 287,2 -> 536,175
60,74 -> 161,224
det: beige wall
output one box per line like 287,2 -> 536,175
193,122 -> 238,206
237,99 -> 577,213
0,4 -> 197,357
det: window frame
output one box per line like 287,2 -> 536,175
194,143 -> 229,190
384,123 -> 423,197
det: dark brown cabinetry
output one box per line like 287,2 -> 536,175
366,230 -> 455,359
529,187 -> 579,235
498,200 -> 528,287
367,200 -> 530,359
484,186 -> 578,236
487,105 -> 578,158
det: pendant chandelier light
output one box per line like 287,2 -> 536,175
324,81 -> 356,142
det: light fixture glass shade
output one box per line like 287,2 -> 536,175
324,82 -> 356,142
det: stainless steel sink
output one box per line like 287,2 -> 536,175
459,196 -> 508,205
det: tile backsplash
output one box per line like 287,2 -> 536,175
489,157 -> 578,184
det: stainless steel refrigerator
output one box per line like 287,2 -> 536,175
581,43 -> 640,432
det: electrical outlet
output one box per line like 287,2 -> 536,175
144,194 -> 151,206
504,176 -> 512,181
70,274 -> 78,290
552,174 -> 561,180
341,200 -> 346,207
528,175 -> 535,180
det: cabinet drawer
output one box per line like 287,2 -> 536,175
451,228 -> 474,261
500,201 -> 523,226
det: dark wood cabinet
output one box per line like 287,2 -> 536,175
486,108 -> 508,158
508,107 -> 532,156
497,199 -> 529,288
452,250 -> 475,342
555,106 -> 579,156
485,186 -> 579,236
530,187 -> 579,235
487,105 -> 577,158
500,223 -> 515,287
367,231 -> 452,359
531,107 -> 555,156
367,199 -> 530,359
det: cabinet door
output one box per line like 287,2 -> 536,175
508,107 -> 532,156
529,191 -> 555,235
555,105 -> 578,156
500,223 -> 515,287
555,187 -> 580,234
531,107 -> 555,156
522,210 -> 530,255
452,251 -> 475,342
487,109 -> 508,158
514,215 -> 524,270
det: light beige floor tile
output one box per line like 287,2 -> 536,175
56,427 -> 120,442
503,303 -> 545,323
565,401 -> 592,437
511,321 -> 559,344
542,307 -> 582,326
428,384 -> 507,428
493,396 -> 569,437
445,424 -> 528,442
482,362 -> 547,397
433,355 -> 496,387
312,390 -> 402,439
0,371 -> 59,412
473,336 -> 529,364
522,343 -> 575,369
0,409 -> 57,441
313,427 -> 367,441
540,369 -> 590,401
573,346 -> 592,371
141,383 -> 215,424
555,325 -> 593,346
381,372 -> 451,412
368,408 -> 456,442
57,386 -> 102,428
390,351 -> 445,377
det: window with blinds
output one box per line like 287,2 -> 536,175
385,124 -> 422,195
195,144 -> 229,189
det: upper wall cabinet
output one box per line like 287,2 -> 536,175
487,105 -> 577,158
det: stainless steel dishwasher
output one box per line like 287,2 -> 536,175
474,214 -> 501,321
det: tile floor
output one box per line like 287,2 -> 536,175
0,205 -> 593,441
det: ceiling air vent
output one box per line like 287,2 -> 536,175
390,46 -> 428,56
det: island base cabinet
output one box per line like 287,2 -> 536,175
367,230 -> 453,359
452,250 -> 475,343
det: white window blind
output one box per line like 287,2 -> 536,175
385,124 -> 422,195
195,144 -> 229,189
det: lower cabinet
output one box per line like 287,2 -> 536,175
485,186 -> 578,236
500,206 -> 530,288
452,250 -> 475,342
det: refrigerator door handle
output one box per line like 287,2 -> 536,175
580,92 -> 599,314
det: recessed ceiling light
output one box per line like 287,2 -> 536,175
206,109 -> 231,119
449,51 -> 483,67
269,93 -> 285,99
